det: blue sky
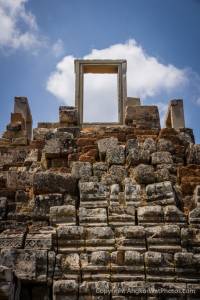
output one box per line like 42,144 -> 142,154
0,0 -> 200,141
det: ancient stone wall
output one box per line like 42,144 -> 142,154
0,97 -> 200,300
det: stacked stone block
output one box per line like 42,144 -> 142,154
0,99 -> 200,299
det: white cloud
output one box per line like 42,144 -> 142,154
52,39 -> 64,58
0,0 -> 44,50
46,39 -> 193,122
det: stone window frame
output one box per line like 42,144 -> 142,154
74,59 -> 127,125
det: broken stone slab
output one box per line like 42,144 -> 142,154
54,253 -> 80,281
106,145 -> 125,165
163,205 -> 186,226
71,161 -> 92,180
33,172 -> 77,194
34,193 -> 64,219
80,251 -> 111,281
175,252 -> 200,283
146,225 -> 182,253
131,164 -> 155,184
181,228 -> 200,253
50,205 -> 76,226
57,225 -> 85,253
79,207 -> 107,226
111,250 -> 145,282
146,181 -> 176,206
187,144 -> 200,165
137,205 -> 164,227
53,279 -> 78,300
145,251 -> 175,282
151,151 -> 173,165
108,206 -> 135,227
97,137 -> 118,160
85,227 -> 115,252
115,226 -> 146,253
0,228 -> 26,249
79,181 -> 109,208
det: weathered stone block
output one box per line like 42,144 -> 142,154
108,206 -> 135,227
0,249 -> 48,282
57,225 -> 85,253
71,161 -> 92,180
54,253 -> 80,281
53,279 -> 78,300
181,228 -> 200,253
175,252 -> 200,282
125,105 -> 160,130
97,137 -> 118,160
146,225 -> 181,253
163,205 -> 186,226
34,193 -> 64,218
0,229 -> 26,249
111,250 -> 144,282
85,227 -> 115,252
127,148 -> 150,166
145,251 -> 175,282
115,226 -> 146,252
33,172 -> 77,194
126,138 -> 139,154
146,181 -> 176,206
151,151 -> 173,165
7,170 -> 34,190
25,227 -> 56,250
0,197 -> 7,220
79,182 -> 109,208
131,164 -> 155,184
79,207 -> 107,226
193,185 -> 200,207
189,207 -> 200,228
59,106 -> 78,125
137,205 -> 164,226
50,205 -> 76,225
81,251 -> 110,281
187,144 -> 200,165
143,138 -> 157,153
93,162 -> 108,179
124,181 -> 141,207
106,146 -> 125,165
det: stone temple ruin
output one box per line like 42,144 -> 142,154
0,59 -> 200,299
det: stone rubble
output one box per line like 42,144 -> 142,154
0,96 -> 200,299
